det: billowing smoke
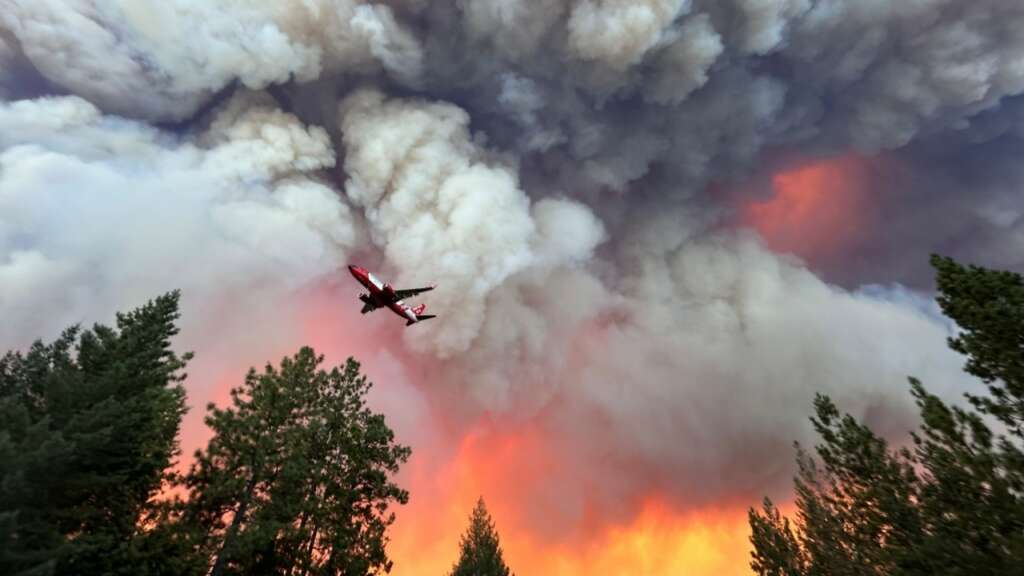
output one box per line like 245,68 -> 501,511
2,0 -> 1022,571
0,91 -> 360,412
338,87 -> 606,360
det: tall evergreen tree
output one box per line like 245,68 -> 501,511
449,498 -> 513,576
183,347 -> 411,576
931,254 -> 1024,442
909,255 -> 1024,571
749,255 -> 1024,576
0,292 -> 191,576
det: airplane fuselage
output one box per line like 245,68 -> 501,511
347,265 -> 421,323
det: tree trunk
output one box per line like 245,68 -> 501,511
209,472 -> 259,576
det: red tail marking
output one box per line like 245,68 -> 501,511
412,303 -> 426,316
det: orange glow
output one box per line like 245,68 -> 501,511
528,501 -> 754,576
391,494 -> 756,576
289,283 -> 765,576
167,279 -> 771,575
743,155 -> 877,261
383,419 -> 760,576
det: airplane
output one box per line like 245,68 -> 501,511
347,265 -> 436,326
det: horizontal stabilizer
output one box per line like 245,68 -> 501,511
406,314 -> 436,326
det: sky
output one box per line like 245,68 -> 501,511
2,1 -> 1024,573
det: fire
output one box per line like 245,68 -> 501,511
742,155 -> 877,263
283,280 -> 763,575
547,501 -> 753,576
382,419 -> 757,576
505,501 -> 753,576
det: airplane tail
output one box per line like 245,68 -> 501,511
406,303 -> 436,326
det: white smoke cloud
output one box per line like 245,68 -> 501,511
339,88 -> 606,359
0,1 -> 310,120
609,228 -> 967,463
0,94 -> 357,364
272,1 -> 424,85
0,0 -> 427,121
567,0 -> 690,70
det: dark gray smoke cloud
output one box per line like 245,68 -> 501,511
807,105 -> 1024,288
1,0 -> 1020,532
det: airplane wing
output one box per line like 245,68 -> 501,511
393,286 -> 435,300
359,294 -> 383,314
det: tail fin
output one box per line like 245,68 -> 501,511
406,304 -> 435,326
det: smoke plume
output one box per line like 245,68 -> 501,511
3,1 -> 1023,572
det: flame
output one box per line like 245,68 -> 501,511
742,155 -> 876,262
384,420 -> 757,576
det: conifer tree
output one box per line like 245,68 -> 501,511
183,347 -> 410,576
0,292 -> 191,576
449,498 -> 513,576
930,254 -> 1024,440
748,256 -> 1024,575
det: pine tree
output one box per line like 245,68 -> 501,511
449,498 -> 513,576
909,255 -> 1024,571
907,379 -> 1024,573
748,498 -> 805,576
0,292 -> 191,576
930,254 -> 1024,441
183,347 -> 411,576
749,256 -> 1024,575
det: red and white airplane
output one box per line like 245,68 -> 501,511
347,265 -> 436,326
